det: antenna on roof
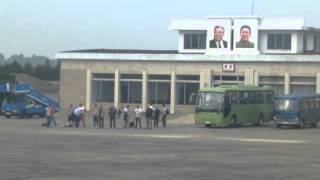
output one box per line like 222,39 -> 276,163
251,0 -> 255,16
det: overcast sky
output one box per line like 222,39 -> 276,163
0,0 -> 319,58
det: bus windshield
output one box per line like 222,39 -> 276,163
275,99 -> 299,111
197,92 -> 224,111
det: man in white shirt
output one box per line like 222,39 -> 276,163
134,105 -> 142,128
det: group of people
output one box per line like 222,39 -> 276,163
64,103 -> 169,129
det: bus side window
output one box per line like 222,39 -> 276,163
247,92 -> 256,104
239,92 -> 247,104
230,92 -> 239,104
256,92 -> 264,104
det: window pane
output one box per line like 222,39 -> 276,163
267,34 -> 275,49
176,83 -> 185,105
101,81 -> 114,102
128,82 -> 142,103
290,85 -> 316,95
284,34 -> 292,50
176,75 -> 200,81
148,82 -> 156,104
199,34 -> 207,49
91,81 -> 101,102
120,82 -> 128,103
184,34 -> 191,49
157,82 -> 170,104
191,34 -> 198,49
276,34 -> 284,49
185,83 -> 199,105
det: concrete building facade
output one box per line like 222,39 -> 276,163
56,17 -> 320,113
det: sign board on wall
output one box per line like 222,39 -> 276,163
222,63 -> 235,72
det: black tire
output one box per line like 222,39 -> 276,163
276,124 -> 282,129
205,124 -> 211,128
5,115 -> 10,118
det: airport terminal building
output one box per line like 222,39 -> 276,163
56,16 -> 320,113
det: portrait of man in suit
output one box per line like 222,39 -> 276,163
236,25 -> 255,48
209,26 -> 228,48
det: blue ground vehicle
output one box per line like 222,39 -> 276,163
274,94 -> 320,128
0,83 -> 60,118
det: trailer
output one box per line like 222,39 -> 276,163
0,83 -> 60,118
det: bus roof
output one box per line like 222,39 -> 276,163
275,94 -> 320,100
198,85 -> 274,93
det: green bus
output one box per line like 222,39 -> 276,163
193,85 -> 274,127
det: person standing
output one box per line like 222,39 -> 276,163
77,104 -> 86,128
134,105 -> 142,128
67,104 -> 75,127
117,105 -> 123,120
145,104 -> 154,129
123,105 -> 129,128
46,104 -> 56,128
109,105 -> 117,128
153,106 -> 161,128
162,104 -> 169,128
92,104 -> 99,128
98,104 -> 105,128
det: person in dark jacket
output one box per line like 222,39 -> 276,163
109,105 -> 117,128
153,106 -> 161,128
145,104 -> 154,129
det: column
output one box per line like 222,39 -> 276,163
284,72 -> 290,95
200,69 -> 212,88
254,71 -> 259,86
316,73 -> 320,94
142,70 -> 148,110
114,69 -> 120,108
170,70 -> 176,114
85,68 -> 91,110
244,69 -> 255,85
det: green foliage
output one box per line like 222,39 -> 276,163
0,53 -> 60,82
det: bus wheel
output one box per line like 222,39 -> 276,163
5,115 -> 10,118
205,124 -> 211,128
230,115 -> 237,128
276,124 -> 282,129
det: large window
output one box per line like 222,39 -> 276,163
148,75 -> 171,104
259,76 -> 285,96
212,75 -> 244,87
120,74 -> 142,103
184,33 -> 206,49
176,75 -> 200,105
91,73 -> 114,103
290,76 -> 316,95
267,33 -> 291,50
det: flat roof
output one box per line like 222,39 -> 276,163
61,49 -> 179,54
55,49 -> 320,63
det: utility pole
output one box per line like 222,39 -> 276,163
251,0 -> 255,16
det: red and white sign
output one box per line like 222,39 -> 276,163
222,63 -> 235,72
